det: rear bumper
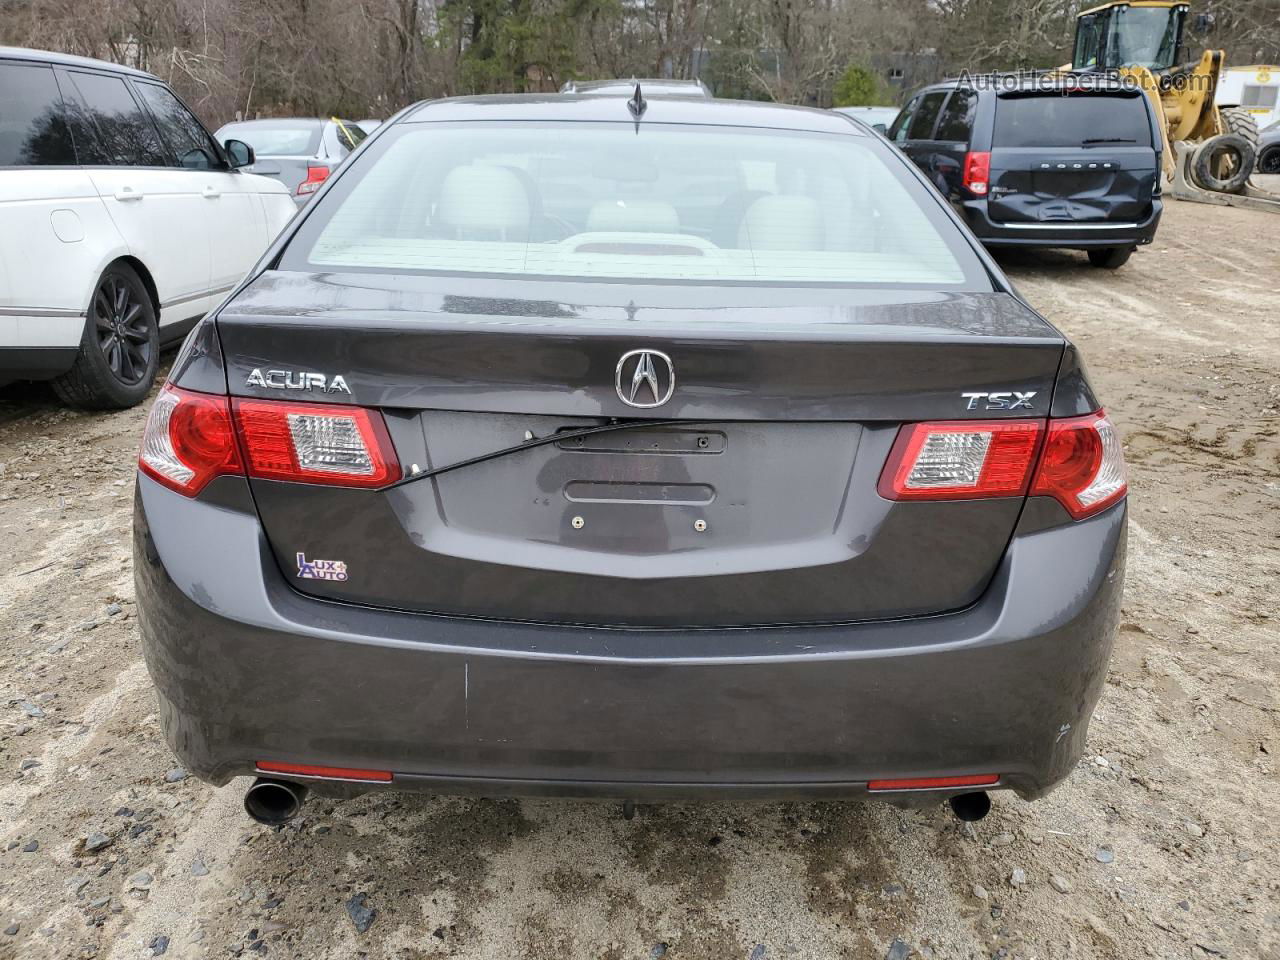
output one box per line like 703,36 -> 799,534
963,198 -> 1162,249
134,475 -> 1126,802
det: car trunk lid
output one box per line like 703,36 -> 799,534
214,271 -> 1065,627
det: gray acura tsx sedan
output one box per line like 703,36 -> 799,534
134,91 -> 1127,826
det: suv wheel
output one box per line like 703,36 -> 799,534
1087,246 -> 1134,269
52,263 -> 159,409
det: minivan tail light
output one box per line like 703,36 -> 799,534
232,399 -> 401,488
296,165 -> 330,195
1031,411 -> 1126,519
139,384 -> 241,497
963,150 -> 991,195
879,420 -> 1043,501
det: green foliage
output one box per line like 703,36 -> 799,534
443,0 -> 614,94
832,63 -> 885,107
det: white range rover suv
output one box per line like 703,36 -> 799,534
0,47 -> 298,408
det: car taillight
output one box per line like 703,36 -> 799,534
878,420 -> 1043,501
296,165 -> 330,196
963,150 -> 991,196
880,411 -> 1127,519
1031,411 -> 1126,519
139,384 -> 241,497
232,399 -> 400,488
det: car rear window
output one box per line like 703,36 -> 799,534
994,92 -> 1151,148
221,122 -> 322,156
283,121 -> 986,288
329,118 -> 367,153
0,61 -> 76,166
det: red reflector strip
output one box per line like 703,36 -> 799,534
867,774 -> 999,791
256,761 -> 393,783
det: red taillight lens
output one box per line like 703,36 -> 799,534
232,399 -> 401,488
878,420 -> 1043,501
256,761 -> 392,783
868,774 -> 999,792
1031,411 -> 1126,519
963,150 -> 991,196
296,165 -> 330,195
139,384 -> 242,497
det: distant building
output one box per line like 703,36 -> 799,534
872,50 -> 943,101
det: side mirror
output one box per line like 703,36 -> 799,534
1194,11 -> 1215,32
224,139 -> 254,168
872,122 -> 887,133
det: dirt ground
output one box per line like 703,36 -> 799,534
1,194 -> 1277,960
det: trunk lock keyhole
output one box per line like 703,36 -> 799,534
571,516 -> 585,529
693,519 -> 707,533
697,436 -> 709,449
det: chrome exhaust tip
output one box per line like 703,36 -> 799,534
244,777 -> 308,825
948,791 -> 992,822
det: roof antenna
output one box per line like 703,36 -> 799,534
627,82 -> 647,120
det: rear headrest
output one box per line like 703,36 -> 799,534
737,195 -> 823,251
586,200 -> 680,234
435,165 -> 531,240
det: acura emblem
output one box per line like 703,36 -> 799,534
615,349 -> 675,408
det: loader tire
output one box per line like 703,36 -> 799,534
1191,134 -> 1255,194
1220,106 -> 1260,155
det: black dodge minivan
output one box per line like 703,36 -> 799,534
889,75 -> 1163,267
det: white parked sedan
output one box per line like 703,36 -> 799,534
0,46 -> 297,408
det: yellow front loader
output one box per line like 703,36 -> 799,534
1070,0 -> 1280,211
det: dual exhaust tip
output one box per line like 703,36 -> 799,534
244,776 -> 992,825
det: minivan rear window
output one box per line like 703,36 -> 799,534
994,92 -> 1151,148
284,121 -> 985,288
0,62 -> 75,166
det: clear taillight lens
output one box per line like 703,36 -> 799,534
232,399 -> 400,488
138,384 -> 241,497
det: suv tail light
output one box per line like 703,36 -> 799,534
963,150 -> 991,196
297,165 -> 330,196
880,411 -> 1126,519
139,385 -> 401,497
1031,411 -> 1126,518
140,384 -> 241,496
233,399 -> 401,488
